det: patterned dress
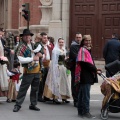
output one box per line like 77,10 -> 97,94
43,49 -> 71,99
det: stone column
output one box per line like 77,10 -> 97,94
0,1 -> 3,28
49,0 -> 62,41
61,0 -> 70,48
39,0 -> 53,25
51,0 -> 61,21
7,0 -> 12,29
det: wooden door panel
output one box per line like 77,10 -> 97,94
99,0 -> 120,58
70,0 -> 120,59
102,15 -> 120,45
70,0 -> 98,58
70,0 -> 96,42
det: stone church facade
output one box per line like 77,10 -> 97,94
0,0 -> 70,46
0,0 -> 120,58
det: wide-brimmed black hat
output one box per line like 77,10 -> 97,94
20,29 -> 34,37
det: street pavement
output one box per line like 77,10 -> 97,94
0,61 -> 120,120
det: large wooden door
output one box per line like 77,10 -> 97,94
70,0 -> 120,59
99,0 -> 120,58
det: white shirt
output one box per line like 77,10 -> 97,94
33,44 -> 42,53
43,44 -> 50,60
6,69 -> 15,76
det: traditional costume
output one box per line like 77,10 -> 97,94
38,42 -> 52,101
6,68 -> 21,102
43,40 -> 71,100
29,41 -> 44,70
0,39 -> 8,97
13,29 -> 40,112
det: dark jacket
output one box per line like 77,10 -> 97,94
80,61 -> 98,84
1,38 -> 11,53
103,38 -> 120,64
69,41 -> 80,69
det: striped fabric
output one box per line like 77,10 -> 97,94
17,42 -> 31,57
75,47 -> 93,85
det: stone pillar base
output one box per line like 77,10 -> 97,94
6,29 -> 19,36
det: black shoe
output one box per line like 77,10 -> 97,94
12,100 -> 16,102
74,102 -> 78,107
13,105 -> 21,112
62,99 -> 70,103
44,97 -> 52,101
38,98 -> 46,102
29,105 -> 40,111
53,99 -> 61,104
83,112 -> 96,119
6,99 -> 11,103
78,113 -> 83,118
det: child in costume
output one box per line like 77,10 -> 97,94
6,61 -> 21,102
28,35 -> 44,70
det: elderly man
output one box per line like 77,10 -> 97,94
13,29 -> 42,112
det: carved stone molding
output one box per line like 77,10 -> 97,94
40,0 -> 53,6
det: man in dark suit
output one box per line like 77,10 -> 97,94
69,32 -> 82,107
103,33 -> 120,77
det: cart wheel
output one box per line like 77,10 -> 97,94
101,109 -> 108,120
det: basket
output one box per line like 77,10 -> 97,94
43,60 -> 50,68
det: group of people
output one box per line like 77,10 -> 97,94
0,28 -> 21,102
12,29 -> 72,112
0,28 -> 110,119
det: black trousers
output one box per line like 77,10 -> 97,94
15,73 -> 40,107
71,68 -> 78,103
38,67 -> 49,99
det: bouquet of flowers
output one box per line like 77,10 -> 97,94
0,56 -> 8,65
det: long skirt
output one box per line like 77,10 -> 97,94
7,79 -> 18,101
0,87 -> 8,97
43,65 -> 71,99
0,64 -> 8,97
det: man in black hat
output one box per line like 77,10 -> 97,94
13,29 -> 42,112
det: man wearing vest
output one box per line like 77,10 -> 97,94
38,32 -> 53,102
13,29 -> 42,112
